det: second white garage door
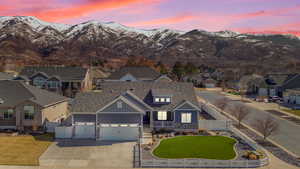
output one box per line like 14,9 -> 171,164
100,125 -> 139,141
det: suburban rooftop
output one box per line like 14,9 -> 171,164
19,66 -> 88,81
0,80 -> 69,108
72,81 -> 200,113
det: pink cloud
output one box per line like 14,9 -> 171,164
127,14 -> 197,27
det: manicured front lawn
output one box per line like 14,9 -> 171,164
0,133 -> 54,166
282,109 -> 300,117
153,136 -> 237,160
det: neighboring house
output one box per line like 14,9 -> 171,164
283,89 -> 300,105
15,66 -> 92,97
203,78 -> 217,88
0,80 -> 69,131
264,73 -> 299,97
105,66 -> 161,82
70,82 -> 201,140
238,74 -> 268,96
0,72 -> 15,80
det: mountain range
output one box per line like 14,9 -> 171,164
1,16 -> 300,74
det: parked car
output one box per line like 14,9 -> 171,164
269,96 -> 283,102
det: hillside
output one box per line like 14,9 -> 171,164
1,16 -> 300,74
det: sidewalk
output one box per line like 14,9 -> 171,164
198,97 -> 300,169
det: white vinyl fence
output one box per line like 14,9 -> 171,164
199,120 -> 231,130
45,122 -> 60,132
140,158 -> 268,168
201,104 -> 228,120
55,126 -> 73,139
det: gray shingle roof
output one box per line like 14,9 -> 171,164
107,66 -> 160,80
72,82 -> 200,113
151,89 -> 173,96
266,73 -> 297,86
19,66 -> 88,81
0,81 -> 69,108
0,72 -> 15,80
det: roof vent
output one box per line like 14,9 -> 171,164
0,98 -> 4,104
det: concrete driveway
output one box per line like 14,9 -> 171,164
39,140 -> 136,168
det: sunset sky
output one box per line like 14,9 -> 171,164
1,0 -> 300,36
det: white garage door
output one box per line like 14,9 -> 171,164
74,124 -> 95,139
100,124 -> 139,141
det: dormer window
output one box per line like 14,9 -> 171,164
166,98 -> 171,102
154,97 -> 171,104
117,101 -> 123,109
155,98 -> 160,102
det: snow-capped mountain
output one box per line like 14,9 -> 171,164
0,16 -> 300,74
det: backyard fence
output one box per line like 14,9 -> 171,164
201,104 -> 228,120
139,158 -> 269,168
55,126 -> 73,139
199,120 -> 231,131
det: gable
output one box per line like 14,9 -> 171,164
174,101 -> 200,110
31,73 -> 48,81
100,99 -> 141,113
120,73 -> 137,81
155,75 -> 172,82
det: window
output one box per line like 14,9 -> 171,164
160,98 -> 165,102
155,98 -> 160,103
24,106 -> 34,120
3,109 -> 13,120
181,113 -> 192,123
33,77 -> 46,88
157,111 -> 167,120
166,98 -> 171,102
48,81 -> 59,88
117,101 -> 123,109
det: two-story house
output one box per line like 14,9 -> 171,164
70,81 -> 201,140
15,66 -> 92,97
0,80 -> 69,131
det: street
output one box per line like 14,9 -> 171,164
197,90 -> 300,157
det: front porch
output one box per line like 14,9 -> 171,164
0,118 -> 16,129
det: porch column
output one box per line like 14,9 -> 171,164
140,114 -> 143,140
149,111 -> 153,129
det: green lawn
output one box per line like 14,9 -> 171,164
153,136 -> 237,160
282,109 -> 300,117
0,133 -> 54,166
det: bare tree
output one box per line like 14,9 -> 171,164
253,116 -> 279,140
215,98 -> 229,112
230,104 -> 250,127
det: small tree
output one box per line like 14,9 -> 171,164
215,98 -> 229,112
230,104 -> 250,127
253,116 -> 279,141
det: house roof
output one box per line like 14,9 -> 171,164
0,80 -> 69,108
265,73 -> 297,86
19,66 -> 88,81
151,89 -> 173,96
72,81 -> 200,113
0,72 -> 15,80
107,66 -> 160,80
281,74 -> 300,90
